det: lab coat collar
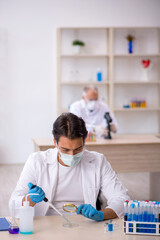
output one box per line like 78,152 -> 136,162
81,150 -> 97,208
46,148 -> 58,164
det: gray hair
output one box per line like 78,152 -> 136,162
82,85 -> 98,97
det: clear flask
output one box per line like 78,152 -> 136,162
8,218 -> 19,234
8,200 -> 19,234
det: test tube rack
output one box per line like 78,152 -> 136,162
124,220 -> 160,236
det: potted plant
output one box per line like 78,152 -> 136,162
126,35 -> 135,54
72,40 -> 85,54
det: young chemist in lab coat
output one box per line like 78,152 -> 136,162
9,113 -> 129,220
70,86 -> 118,137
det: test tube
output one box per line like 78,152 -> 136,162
135,202 -> 138,221
155,204 -> 159,222
143,202 -> 148,222
128,202 -> 132,221
131,203 -> 136,221
146,203 -> 151,222
108,220 -> 113,232
150,203 -> 155,222
104,223 -> 108,233
124,202 -> 128,221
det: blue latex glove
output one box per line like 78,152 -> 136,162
77,204 -> 104,221
28,182 -> 45,203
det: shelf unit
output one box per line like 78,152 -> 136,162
57,27 -> 160,134
60,82 -> 109,86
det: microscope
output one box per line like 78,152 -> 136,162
104,112 -> 112,139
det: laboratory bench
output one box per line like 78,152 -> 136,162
32,134 -> 160,200
1,215 -> 160,240
33,134 -> 160,173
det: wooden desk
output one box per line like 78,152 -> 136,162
33,134 -> 160,173
1,215 -> 158,240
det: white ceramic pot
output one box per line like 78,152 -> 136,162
142,68 -> 149,82
73,45 -> 81,55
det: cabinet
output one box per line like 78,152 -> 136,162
57,27 -> 160,134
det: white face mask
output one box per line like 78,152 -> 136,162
87,100 -> 97,112
57,146 -> 84,167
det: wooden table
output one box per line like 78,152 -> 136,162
1,215 -> 159,240
33,134 -> 160,173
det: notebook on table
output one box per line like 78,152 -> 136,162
0,217 -> 10,231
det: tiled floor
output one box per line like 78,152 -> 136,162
0,164 -> 151,216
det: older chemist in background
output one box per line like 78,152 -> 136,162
70,86 -> 118,137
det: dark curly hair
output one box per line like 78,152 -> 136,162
52,112 -> 88,143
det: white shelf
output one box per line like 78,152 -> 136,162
113,81 -> 160,85
61,54 -> 109,58
61,82 -> 109,86
114,108 -> 160,112
114,54 -> 160,57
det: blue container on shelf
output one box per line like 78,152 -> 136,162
97,68 -> 102,81
128,41 -> 133,54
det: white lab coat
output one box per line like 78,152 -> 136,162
9,148 -> 129,217
70,99 -> 118,131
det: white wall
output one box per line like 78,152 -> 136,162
0,0 -> 160,164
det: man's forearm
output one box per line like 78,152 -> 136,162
22,195 -> 36,207
101,208 -> 118,220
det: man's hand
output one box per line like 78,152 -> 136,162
28,182 -> 45,203
95,125 -> 108,138
110,123 -> 117,133
77,204 -> 104,221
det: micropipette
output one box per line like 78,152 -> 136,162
30,185 -> 71,225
